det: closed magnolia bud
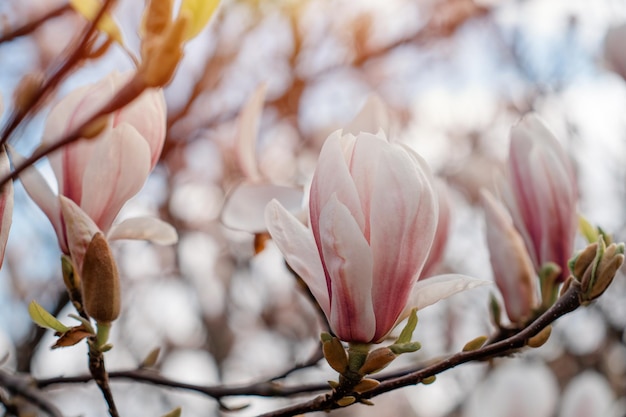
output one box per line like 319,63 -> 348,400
358,347 -> 396,375
575,237 -> 625,303
81,232 -> 121,324
569,242 -> 598,280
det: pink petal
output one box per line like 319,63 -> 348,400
59,196 -> 99,272
265,199 -> 330,317
0,148 -> 13,268
8,147 -> 65,251
367,142 -> 438,340
509,114 -> 577,277
108,216 -> 178,244
236,84 -> 267,182
113,83 -> 166,169
421,179 -> 451,279
319,195 -> 375,343
221,182 -> 303,233
80,123 -> 152,232
309,131 -> 365,291
482,190 -> 537,323
45,74 -> 122,199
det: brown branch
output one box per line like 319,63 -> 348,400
256,285 -> 582,417
88,345 -> 119,417
0,4 -> 72,44
36,368 -> 329,399
0,369 -> 64,417
0,0 -> 118,148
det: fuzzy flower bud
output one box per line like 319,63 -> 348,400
81,232 -> 121,325
572,237 -> 625,303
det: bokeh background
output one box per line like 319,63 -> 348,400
1,0 -> 626,416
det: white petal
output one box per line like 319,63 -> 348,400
8,146 -> 65,250
398,274 -> 491,325
108,216 -> 178,245
265,199 -> 330,316
345,95 -> 390,136
236,84 -> 267,182
221,182 -> 303,233
59,196 -> 99,271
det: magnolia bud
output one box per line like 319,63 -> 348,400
573,237 -> 625,303
81,232 -> 121,324
358,347 -> 396,375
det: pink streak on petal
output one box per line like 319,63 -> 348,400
368,144 -> 438,341
319,195 -> 375,343
80,124 -> 151,233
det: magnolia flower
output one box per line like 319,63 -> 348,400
16,71 -> 176,258
266,129 -> 483,344
503,114 -> 577,281
482,190 -> 537,324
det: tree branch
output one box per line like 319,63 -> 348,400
0,369 -> 64,417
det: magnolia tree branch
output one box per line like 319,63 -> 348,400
0,369 -> 64,417
0,0 -> 118,147
28,286 -> 584,417
0,4 -> 72,44
256,285 -> 583,417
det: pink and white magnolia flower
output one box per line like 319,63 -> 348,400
16,71 -> 176,258
266,129 -> 484,344
503,114 -> 577,281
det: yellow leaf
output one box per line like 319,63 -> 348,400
69,0 -> 124,44
28,301 -> 70,333
179,0 -> 220,41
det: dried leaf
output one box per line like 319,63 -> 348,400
52,326 -> 93,348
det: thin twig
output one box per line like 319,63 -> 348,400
36,368 -> 329,399
88,346 -> 119,417
0,4 -> 72,44
0,0 -> 118,147
0,369 -> 64,417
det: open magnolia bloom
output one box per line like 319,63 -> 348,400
266,129 -> 485,344
502,114 -> 577,282
14,71 -> 176,258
